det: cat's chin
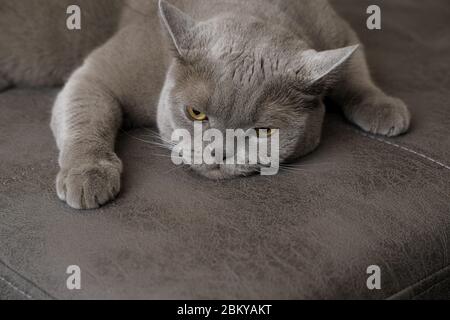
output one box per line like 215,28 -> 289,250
191,164 -> 259,180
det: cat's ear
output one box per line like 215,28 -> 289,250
301,45 -> 359,85
159,0 -> 197,56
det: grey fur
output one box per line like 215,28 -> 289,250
0,0 -> 411,209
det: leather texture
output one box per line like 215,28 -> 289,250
0,0 -> 449,299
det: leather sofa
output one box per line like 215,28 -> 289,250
0,0 -> 449,299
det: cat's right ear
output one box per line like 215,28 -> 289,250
300,45 -> 359,86
159,0 -> 197,57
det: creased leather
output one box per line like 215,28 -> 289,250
0,0 -> 449,299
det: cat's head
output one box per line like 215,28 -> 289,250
156,0 -> 358,179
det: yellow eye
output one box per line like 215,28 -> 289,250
187,106 -> 208,121
256,128 -> 274,138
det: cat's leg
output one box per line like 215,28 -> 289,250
51,65 -> 123,210
331,46 -> 411,137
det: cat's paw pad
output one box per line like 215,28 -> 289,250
56,158 -> 122,210
349,95 -> 411,137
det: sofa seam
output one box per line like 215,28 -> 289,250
0,258 -> 56,300
353,129 -> 450,171
0,275 -> 33,300
351,128 -> 450,299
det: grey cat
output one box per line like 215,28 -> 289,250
0,0 -> 411,209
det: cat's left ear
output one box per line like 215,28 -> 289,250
301,45 -> 360,85
159,0 -> 197,57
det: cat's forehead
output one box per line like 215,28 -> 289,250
219,49 -> 286,86
206,41 -> 304,88
183,16 -> 311,90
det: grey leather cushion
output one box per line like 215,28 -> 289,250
0,0 -> 449,299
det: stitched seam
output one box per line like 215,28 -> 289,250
351,129 -> 450,299
0,275 -> 33,299
0,258 -> 55,300
354,130 -> 450,171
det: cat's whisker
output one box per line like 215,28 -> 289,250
124,133 -> 175,151
143,128 -> 162,136
141,134 -> 168,143
145,141 -> 173,148
125,132 -> 157,144
142,129 -> 174,143
278,165 -> 312,174
120,128 -> 176,145
143,136 -> 177,147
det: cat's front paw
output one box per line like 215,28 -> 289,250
348,95 -> 411,137
56,156 -> 122,210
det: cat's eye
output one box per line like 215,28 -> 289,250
187,106 -> 208,121
255,128 -> 274,138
